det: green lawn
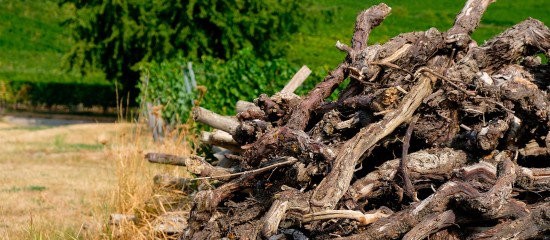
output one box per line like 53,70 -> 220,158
0,0 -> 106,85
289,0 -> 550,71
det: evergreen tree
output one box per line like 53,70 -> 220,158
60,0 -> 305,99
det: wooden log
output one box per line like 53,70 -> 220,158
146,152 -> 189,166
516,167 -> 550,191
236,100 -> 259,113
186,157 -> 298,238
200,130 -> 242,153
470,18 -> 550,72
281,65 -> 312,94
402,210 -> 456,240
344,157 -> 517,240
446,0 -> 495,37
302,208 -> 392,226
457,159 -> 517,218
286,3 -> 392,131
152,211 -> 188,234
145,153 -> 235,178
261,199 -> 290,237
109,213 -> 136,225
310,74 -> 434,210
350,148 -> 469,202
235,64 -> 309,114
469,202 -> 550,239
343,181 -> 476,240
193,107 -> 239,135
241,126 -> 335,167
519,139 -> 549,157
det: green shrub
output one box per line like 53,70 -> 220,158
139,48 -> 325,125
0,73 -> 116,108
61,0 -> 307,100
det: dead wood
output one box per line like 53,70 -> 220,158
398,115 -> 419,202
469,201 -> 550,239
132,0 -> 550,239
302,208 -> 392,226
342,181 -> 478,240
146,153 -> 235,178
193,107 -> 239,134
350,148 -> 469,202
185,157 -> 298,238
402,210 -> 455,240
261,199 -> 291,237
446,0 -> 495,37
200,130 -> 242,153
343,156 -> 515,240
469,18 -> 550,73
310,75 -> 433,210
281,65 -> 312,94
152,212 -> 188,235
146,153 -> 190,166
236,100 -> 258,113
241,126 -> 335,168
286,3 -> 391,131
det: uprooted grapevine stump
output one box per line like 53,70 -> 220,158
142,0 -> 550,239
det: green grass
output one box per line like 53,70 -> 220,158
290,0 -> 550,71
2,185 -> 47,193
0,0 -> 107,85
0,1 -> 115,107
1,0 -> 548,93
54,134 -> 104,151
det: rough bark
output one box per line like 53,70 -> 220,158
133,0 -> 550,239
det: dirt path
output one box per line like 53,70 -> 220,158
0,121 -> 133,238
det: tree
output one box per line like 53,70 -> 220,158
60,0 -> 306,100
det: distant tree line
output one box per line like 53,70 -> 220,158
60,0 -> 307,101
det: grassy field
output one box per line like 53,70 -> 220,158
0,0 -> 107,88
288,0 -> 550,71
2,0 -> 548,88
0,122 -> 120,238
0,120 -> 192,239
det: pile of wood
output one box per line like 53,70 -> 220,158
143,0 -> 550,239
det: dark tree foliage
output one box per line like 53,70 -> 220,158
60,0 -> 305,96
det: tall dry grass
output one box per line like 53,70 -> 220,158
107,120 -> 195,239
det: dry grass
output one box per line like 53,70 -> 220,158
0,120 -> 193,239
108,123 -> 194,239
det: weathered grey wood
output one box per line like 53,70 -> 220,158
200,130 -> 242,152
235,100 -> 259,113
350,148 -> 469,202
152,212 -> 188,234
469,202 -> 550,240
109,213 -> 136,225
402,210 -> 456,240
193,107 -> 239,135
310,74 -> 434,210
145,153 -> 235,178
281,65 -> 311,94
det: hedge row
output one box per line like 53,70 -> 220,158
0,79 -> 116,108
139,49 -> 326,125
